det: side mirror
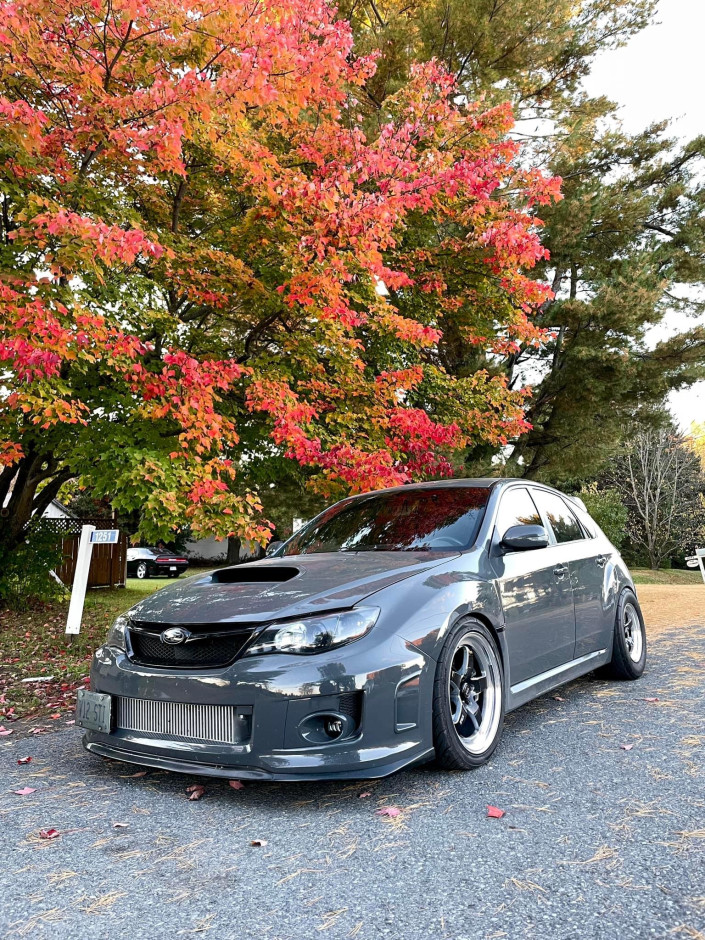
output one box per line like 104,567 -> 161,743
266,540 -> 284,557
501,524 -> 549,551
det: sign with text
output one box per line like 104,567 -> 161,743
66,526 -> 120,636
684,548 -> 705,585
90,529 -> 119,544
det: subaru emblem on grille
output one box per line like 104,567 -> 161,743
160,627 -> 191,645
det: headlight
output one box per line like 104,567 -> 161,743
105,614 -> 129,651
245,607 -> 380,656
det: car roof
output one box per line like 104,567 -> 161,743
349,478 -> 525,500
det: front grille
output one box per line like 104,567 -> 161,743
115,697 -> 252,745
128,621 -> 257,669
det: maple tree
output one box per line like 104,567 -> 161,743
0,0 -> 559,557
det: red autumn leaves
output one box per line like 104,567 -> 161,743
0,0 -> 561,540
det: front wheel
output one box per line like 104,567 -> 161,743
433,619 -> 505,770
135,562 -> 149,580
602,590 -> 647,680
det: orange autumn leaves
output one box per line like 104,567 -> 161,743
0,0 -> 560,541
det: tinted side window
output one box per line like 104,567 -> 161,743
495,487 -> 541,539
534,491 -> 583,544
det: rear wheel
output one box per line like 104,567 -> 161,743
602,589 -> 646,680
433,619 -> 505,770
135,562 -> 149,580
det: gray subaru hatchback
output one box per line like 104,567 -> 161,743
78,479 -> 646,780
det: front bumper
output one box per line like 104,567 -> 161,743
84,634 -> 434,781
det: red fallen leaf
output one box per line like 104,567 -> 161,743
14,787 -> 37,796
620,744 -> 634,751
17,757 -> 32,765
644,697 -> 659,703
0,726 -> 13,736
359,791 -> 372,799
49,713 -> 61,720
375,806 -> 401,818
250,839 -> 268,847
228,780 -> 244,790
29,728 -> 49,735
39,828 -> 60,840
65,720 -> 75,725
129,770 -> 147,778
486,805 -> 506,819
187,785 -> 205,801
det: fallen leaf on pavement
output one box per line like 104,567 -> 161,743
17,757 -> 32,764
359,791 -> 372,799
14,787 -> 37,796
250,839 -> 267,847
552,695 -> 565,702
228,780 -> 244,791
0,726 -> 13,736
129,771 -> 147,778
39,829 -> 60,840
620,744 -> 634,751
375,806 -> 401,818
644,697 -> 659,703
486,805 -> 506,819
187,785 -> 205,801
113,822 -> 129,829
49,713 -> 61,720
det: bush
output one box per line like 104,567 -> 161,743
579,484 -> 628,549
0,522 -> 65,610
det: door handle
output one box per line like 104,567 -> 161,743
596,555 -> 606,568
553,565 -> 568,579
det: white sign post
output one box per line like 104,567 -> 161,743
65,526 -> 120,636
685,548 -> 705,585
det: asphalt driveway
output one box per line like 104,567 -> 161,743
1,619 -> 703,940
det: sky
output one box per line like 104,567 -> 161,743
583,0 -> 705,432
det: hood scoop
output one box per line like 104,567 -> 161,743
211,565 -> 300,584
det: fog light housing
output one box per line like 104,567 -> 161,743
298,712 -> 355,745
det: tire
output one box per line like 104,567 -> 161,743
601,589 -> 647,680
433,618 -> 505,770
135,562 -> 149,580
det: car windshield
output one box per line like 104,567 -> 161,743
282,487 -> 490,554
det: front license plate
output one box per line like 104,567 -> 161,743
76,689 -> 112,733
170,566 -> 177,571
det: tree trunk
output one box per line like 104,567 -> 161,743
226,536 -> 241,566
0,450 -> 74,551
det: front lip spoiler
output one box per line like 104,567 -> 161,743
83,738 -> 434,782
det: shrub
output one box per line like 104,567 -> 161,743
579,484 -> 628,549
0,522 -> 65,610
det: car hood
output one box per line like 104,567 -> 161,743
128,552 -> 456,625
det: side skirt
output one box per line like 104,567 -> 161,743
505,649 -> 611,712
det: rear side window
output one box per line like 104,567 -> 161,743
533,490 -> 583,544
495,487 -> 541,538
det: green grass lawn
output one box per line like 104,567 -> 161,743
0,569 -> 214,724
630,568 -> 704,585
